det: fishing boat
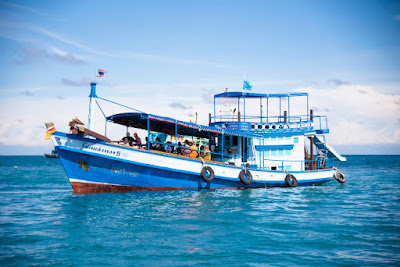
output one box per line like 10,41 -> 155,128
47,82 -> 346,193
44,150 -> 59,158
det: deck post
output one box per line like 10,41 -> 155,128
242,136 -> 245,163
288,96 -> 290,123
88,82 -> 97,130
260,98 -> 263,123
175,119 -> 178,147
243,95 -> 246,122
221,133 -> 224,162
147,115 -> 150,150
310,136 -> 314,170
213,96 -> 216,123
284,111 -> 287,122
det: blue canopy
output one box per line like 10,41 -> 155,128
106,112 -> 260,139
214,92 -> 308,98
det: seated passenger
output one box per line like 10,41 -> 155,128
176,141 -> 182,155
133,133 -> 142,146
154,137 -> 165,152
166,141 -> 174,154
143,137 -> 152,150
189,141 -> 198,158
200,145 -> 205,158
182,140 -> 191,157
120,132 -> 134,146
203,145 -> 211,160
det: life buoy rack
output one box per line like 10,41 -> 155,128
239,169 -> 253,185
334,169 -> 346,183
201,166 -> 214,182
285,173 -> 298,187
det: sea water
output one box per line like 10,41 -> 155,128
0,155 -> 399,266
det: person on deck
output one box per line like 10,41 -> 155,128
166,141 -> 174,154
176,141 -> 182,155
120,132 -> 134,146
189,141 -> 198,158
182,140 -> 191,157
144,137 -> 151,150
133,133 -> 142,146
154,137 -> 165,152
200,145 -> 205,158
203,145 -> 211,160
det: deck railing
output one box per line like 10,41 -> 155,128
124,140 -> 334,172
211,114 -> 329,133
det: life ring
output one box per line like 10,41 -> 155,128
285,173 -> 298,187
201,166 -> 214,182
334,169 -> 346,183
239,169 -> 252,185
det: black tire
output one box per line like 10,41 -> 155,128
239,169 -> 253,185
285,174 -> 298,187
335,170 -> 346,183
201,166 -> 214,182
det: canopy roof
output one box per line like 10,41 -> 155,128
106,112 -> 260,138
214,92 -> 308,99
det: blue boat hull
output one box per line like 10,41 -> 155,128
56,146 -> 332,193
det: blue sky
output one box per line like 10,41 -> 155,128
0,0 -> 400,154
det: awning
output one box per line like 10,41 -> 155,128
214,92 -> 308,99
106,112 -> 260,139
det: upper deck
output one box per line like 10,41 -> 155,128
210,91 -> 329,135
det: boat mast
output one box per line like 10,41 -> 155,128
88,82 -> 97,130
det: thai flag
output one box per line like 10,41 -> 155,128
97,69 -> 107,77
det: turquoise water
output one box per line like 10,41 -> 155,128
0,155 -> 399,266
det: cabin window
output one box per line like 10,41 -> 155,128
278,150 -> 284,156
285,136 -> 291,141
294,137 -> 299,144
225,136 -> 231,145
271,150 -> 277,156
264,150 -> 270,156
232,136 -> 238,146
278,166 -> 283,171
271,137 -> 276,141
285,149 -> 292,156
278,136 -> 284,141
271,166 -> 277,170
285,165 -> 292,171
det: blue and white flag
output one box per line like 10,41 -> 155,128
243,80 -> 252,90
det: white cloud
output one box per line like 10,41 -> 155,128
0,84 -> 399,149
297,85 -> 400,145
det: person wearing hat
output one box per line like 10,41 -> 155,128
133,133 -> 142,146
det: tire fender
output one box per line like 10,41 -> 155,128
201,166 -> 214,183
285,173 -> 298,187
239,169 -> 253,185
334,169 -> 346,183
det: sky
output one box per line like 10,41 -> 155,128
0,0 -> 400,155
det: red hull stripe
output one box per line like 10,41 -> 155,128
70,181 -> 189,193
70,181 -> 242,194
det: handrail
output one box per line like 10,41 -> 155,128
146,141 -> 244,164
260,157 -> 334,171
211,114 -> 329,132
